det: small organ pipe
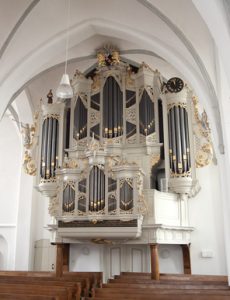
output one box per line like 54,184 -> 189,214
98,167 -> 101,210
51,119 -> 56,177
184,112 -> 191,170
179,107 -> 187,172
45,118 -> 52,179
175,106 -> 182,173
170,108 -> 177,173
168,112 -> 173,170
40,118 -> 47,178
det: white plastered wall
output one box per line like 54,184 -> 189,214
0,112 -> 21,269
189,163 -> 227,275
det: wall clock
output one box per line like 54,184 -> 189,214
166,77 -> 184,93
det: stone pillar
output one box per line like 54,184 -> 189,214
181,244 -> 191,274
55,243 -> 69,277
150,244 -> 160,280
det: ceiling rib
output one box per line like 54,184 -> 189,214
0,0 -> 40,59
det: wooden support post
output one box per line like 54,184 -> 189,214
181,244 -> 191,274
63,243 -> 70,272
56,243 -> 70,277
150,243 -> 160,280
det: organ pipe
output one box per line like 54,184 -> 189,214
40,117 -> 59,179
103,76 -> 123,138
74,97 -> 87,140
89,166 -> 105,212
139,89 -> 155,136
168,105 -> 191,175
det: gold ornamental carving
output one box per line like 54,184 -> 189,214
63,155 -> 78,169
192,96 -> 213,168
23,151 -> 36,176
151,154 -> 160,167
96,45 -> 120,68
48,196 -> 59,217
21,111 -> 39,176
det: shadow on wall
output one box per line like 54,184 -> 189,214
0,235 -> 8,270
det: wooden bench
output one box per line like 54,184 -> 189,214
121,272 -> 228,282
91,296 -> 230,300
90,272 -> 230,300
112,276 -> 228,286
0,271 -> 101,298
0,277 -> 81,299
0,282 -> 71,300
0,294 -> 55,300
0,271 -> 99,297
64,271 -> 103,288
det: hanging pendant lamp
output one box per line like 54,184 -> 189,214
56,0 -> 73,100
56,73 -> 73,99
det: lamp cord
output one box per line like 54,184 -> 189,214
64,0 -> 71,74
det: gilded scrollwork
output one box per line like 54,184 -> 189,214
192,96 -> 213,168
90,109 -> 100,127
119,178 -> 133,188
136,172 -> 148,215
62,155 -> 78,169
73,69 -> 86,80
48,196 -> 59,217
167,102 -> 187,111
43,114 -> 59,120
126,66 -> 135,87
126,107 -> 136,124
139,62 -> 155,73
151,154 -> 160,167
96,45 -> 120,68
127,134 -> 137,144
170,169 -> 192,178
91,73 -> 100,92
21,111 -> 39,151
23,150 -> 36,176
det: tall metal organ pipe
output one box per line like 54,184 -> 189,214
89,166 -> 105,212
166,90 -> 191,177
40,117 -> 59,179
103,76 -> 123,138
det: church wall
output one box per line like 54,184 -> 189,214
189,163 -> 227,275
0,116 -> 21,223
0,115 -> 21,269
158,245 -> 183,274
69,244 -> 103,272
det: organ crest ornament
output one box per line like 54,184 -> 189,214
97,45 -> 120,67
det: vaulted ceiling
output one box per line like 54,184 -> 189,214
0,0 -> 230,154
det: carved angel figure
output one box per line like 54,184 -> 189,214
21,122 -> 36,149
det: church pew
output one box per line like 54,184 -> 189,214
93,287 -> 230,296
0,282 -> 71,300
120,272 -> 228,283
0,272 -> 94,296
0,270 -> 102,285
0,277 -> 81,299
0,294 -> 56,300
91,296 -> 230,300
0,271 -> 102,286
0,271 -> 100,297
105,281 -> 230,290
109,277 -> 229,286
63,271 -> 103,288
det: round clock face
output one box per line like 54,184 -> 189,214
166,77 -> 184,93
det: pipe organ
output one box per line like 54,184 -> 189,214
35,47 -> 212,245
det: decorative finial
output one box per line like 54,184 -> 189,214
47,89 -> 53,104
